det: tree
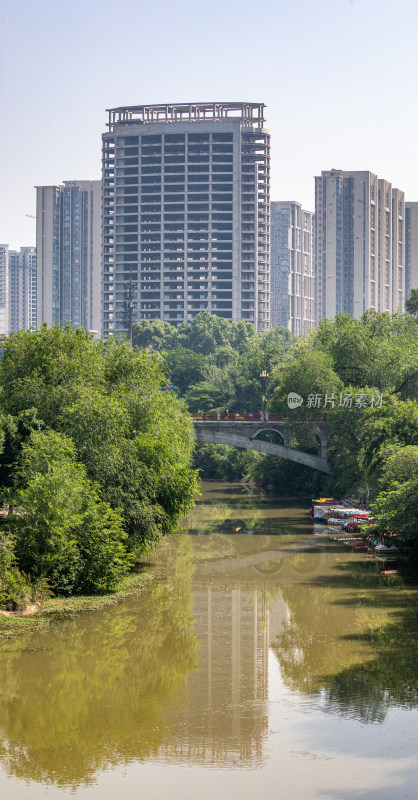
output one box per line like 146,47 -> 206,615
0,532 -> 38,611
132,319 -> 181,351
0,325 -> 104,425
371,476 -> 418,558
362,398 -> 418,480
184,381 -> 228,412
185,312 -> 231,355
270,349 -> 343,418
366,443 -> 418,558
0,327 -> 198,569
163,346 -> 206,395
312,311 -> 418,398
405,288 -> 418,319
377,444 -> 418,490
11,430 -> 130,595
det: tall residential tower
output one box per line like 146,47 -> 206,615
270,201 -> 314,335
36,180 -> 101,333
101,102 -> 270,335
9,246 -> 37,331
405,202 -> 418,298
0,244 -> 10,336
315,170 -> 405,321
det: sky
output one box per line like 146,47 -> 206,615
1,0 -> 418,249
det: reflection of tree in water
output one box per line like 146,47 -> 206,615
0,537 -> 198,789
272,575 -> 418,724
287,550 -> 322,574
322,592 -> 418,723
252,558 -> 283,576
190,532 -> 284,565
181,485 -> 311,538
190,532 -> 237,561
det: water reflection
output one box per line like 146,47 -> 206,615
0,536 -> 198,788
0,483 -> 417,795
273,570 -> 418,724
160,584 -> 274,766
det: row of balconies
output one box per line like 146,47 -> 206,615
114,143 -> 234,156
130,153 -> 234,163
115,163 -> 234,176
115,177 -> 235,189
117,168 -> 233,179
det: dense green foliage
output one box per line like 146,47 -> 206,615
134,312 -> 295,412
405,288 -> 418,320
0,533 -> 42,611
2,307 -> 416,606
11,430 -> 130,595
134,310 -> 418,554
0,325 -> 198,605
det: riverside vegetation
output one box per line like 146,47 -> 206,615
0,326 -> 198,611
1,295 -> 417,612
132,299 -> 418,561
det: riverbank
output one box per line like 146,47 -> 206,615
0,543 -> 175,637
0,571 -> 152,637
2,483 -> 418,800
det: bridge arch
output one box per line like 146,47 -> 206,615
192,417 -> 331,474
250,427 -> 287,446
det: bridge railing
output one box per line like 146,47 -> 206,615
191,412 -> 285,422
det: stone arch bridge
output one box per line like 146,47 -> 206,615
191,412 -> 331,474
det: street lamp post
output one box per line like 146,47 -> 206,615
260,370 -> 269,421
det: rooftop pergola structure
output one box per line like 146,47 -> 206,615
106,102 -> 266,131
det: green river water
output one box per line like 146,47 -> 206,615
1,482 -> 418,799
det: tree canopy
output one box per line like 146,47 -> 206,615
132,310 -> 418,554
0,325 -> 198,602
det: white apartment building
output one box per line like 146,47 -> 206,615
0,244 -> 10,336
36,180 -> 101,333
9,246 -> 37,332
270,201 -> 314,336
315,170 -> 405,322
405,202 -> 418,297
101,102 -> 270,336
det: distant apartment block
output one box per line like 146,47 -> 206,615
36,181 -> 101,332
9,246 -> 37,331
405,202 -> 418,297
270,201 -> 314,335
0,244 -> 10,336
101,102 -> 270,336
315,170 -> 405,322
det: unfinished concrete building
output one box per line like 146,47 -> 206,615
101,102 -> 270,335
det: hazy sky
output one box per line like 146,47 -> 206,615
1,0 -> 418,248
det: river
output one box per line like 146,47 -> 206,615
1,482 -> 418,799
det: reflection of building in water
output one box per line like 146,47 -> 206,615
162,584 -> 289,766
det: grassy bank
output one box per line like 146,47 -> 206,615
0,565 -> 154,639
0,535 -> 178,638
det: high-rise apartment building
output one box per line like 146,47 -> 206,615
101,102 -> 270,335
405,202 -> 418,297
315,170 -> 405,322
270,201 -> 314,335
0,244 -> 10,336
9,246 -> 37,332
36,180 -> 101,332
